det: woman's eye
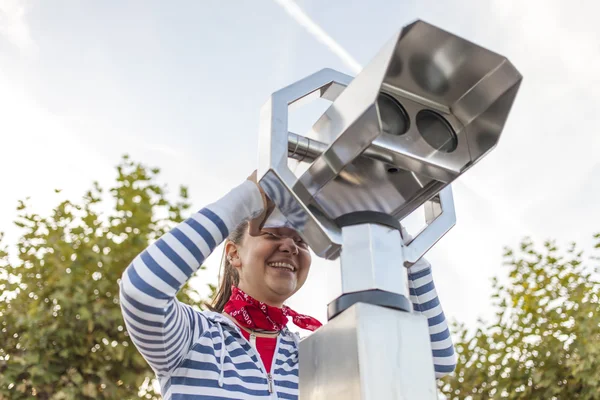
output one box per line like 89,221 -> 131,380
262,232 -> 308,248
295,238 -> 308,247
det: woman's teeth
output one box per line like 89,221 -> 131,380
267,262 -> 295,272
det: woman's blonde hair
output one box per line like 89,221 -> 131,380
207,220 -> 248,312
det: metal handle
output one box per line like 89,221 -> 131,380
401,185 -> 455,267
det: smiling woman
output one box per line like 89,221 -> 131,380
224,226 -> 311,305
119,172 -> 456,399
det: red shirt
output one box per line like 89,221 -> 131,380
240,330 -> 277,373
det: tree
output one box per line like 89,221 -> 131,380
440,234 -> 600,399
0,156 -> 209,400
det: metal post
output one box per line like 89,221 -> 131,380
299,223 -> 437,399
299,303 -> 436,400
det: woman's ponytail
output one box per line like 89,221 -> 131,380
207,220 -> 248,312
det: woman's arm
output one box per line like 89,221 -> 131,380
119,180 -> 264,377
401,226 -> 457,379
408,258 -> 457,378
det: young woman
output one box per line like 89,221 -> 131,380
119,173 -> 456,399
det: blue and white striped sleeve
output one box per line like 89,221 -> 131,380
408,258 -> 457,378
119,180 -> 264,377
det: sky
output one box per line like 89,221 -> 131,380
1,0 -> 600,331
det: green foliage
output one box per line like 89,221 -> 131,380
0,156 -> 210,399
440,234 -> 600,399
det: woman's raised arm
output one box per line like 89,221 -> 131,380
401,226 -> 457,379
407,257 -> 457,378
119,180 -> 264,377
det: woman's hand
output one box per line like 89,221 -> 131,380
247,170 -> 275,236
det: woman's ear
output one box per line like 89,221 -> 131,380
225,241 -> 242,268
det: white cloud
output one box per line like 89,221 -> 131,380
0,0 -> 36,54
0,72 -> 114,246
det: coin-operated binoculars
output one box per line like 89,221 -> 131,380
257,20 -> 521,399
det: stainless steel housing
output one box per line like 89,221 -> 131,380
257,20 -> 522,262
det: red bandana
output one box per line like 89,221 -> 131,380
223,286 -> 322,332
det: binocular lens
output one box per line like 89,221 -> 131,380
377,93 -> 409,136
416,110 -> 457,153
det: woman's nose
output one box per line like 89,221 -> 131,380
279,237 -> 299,254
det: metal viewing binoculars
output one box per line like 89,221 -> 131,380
257,20 -> 521,399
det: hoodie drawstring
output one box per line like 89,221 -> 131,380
217,323 -> 226,387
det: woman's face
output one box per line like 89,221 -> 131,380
229,226 -> 312,306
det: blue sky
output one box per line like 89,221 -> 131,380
1,0 -> 600,329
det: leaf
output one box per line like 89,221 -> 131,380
82,382 -> 98,398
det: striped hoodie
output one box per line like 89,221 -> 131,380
119,180 -> 456,399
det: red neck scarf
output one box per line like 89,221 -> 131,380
223,286 -> 322,332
